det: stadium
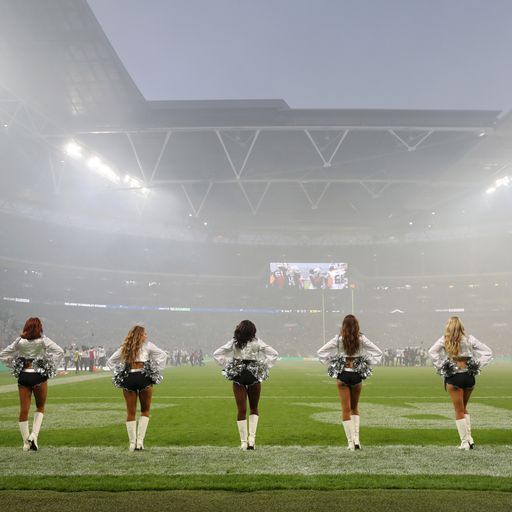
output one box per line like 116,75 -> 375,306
0,1 -> 511,510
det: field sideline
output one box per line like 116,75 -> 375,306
0,361 -> 511,509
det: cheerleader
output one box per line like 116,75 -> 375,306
0,317 -> 63,451
317,314 -> 382,450
428,316 -> 492,450
213,320 -> 278,450
107,325 -> 167,451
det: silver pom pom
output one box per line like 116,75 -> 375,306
466,358 -> 481,376
11,357 -> 25,378
245,360 -> 270,382
438,358 -> 457,378
141,360 -> 164,385
112,363 -> 130,388
33,358 -> 57,379
327,356 -> 346,379
222,359 -> 246,381
353,355 -> 373,379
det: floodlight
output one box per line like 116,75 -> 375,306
64,141 -> 82,159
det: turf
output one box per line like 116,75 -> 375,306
0,490 -> 512,512
0,361 -> 510,494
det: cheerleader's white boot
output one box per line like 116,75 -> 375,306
455,418 -> 470,450
136,416 -> 149,451
19,421 -> 30,452
237,420 -> 248,450
465,414 -> 474,449
248,414 -> 259,450
343,420 -> 355,451
351,415 -> 361,450
28,412 -> 44,451
126,420 -> 137,452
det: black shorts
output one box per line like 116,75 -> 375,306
233,369 -> 259,387
18,372 -> 48,389
337,371 -> 362,387
121,372 -> 153,392
445,373 -> 475,389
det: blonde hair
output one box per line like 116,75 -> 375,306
121,325 -> 146,365
444,316 -> 466,357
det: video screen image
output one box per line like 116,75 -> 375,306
269,262 -> 348,290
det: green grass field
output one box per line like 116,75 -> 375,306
0,361 -> 511,510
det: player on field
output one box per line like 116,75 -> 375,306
269,263 -> 288,288
326,263 -> 348,289
0,317 -> 63,451
317,314 -> 382,450
428,316 -> 492,450
213,320 -> 278,450
107,325 -> 167,451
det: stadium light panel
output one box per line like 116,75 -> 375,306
64,141 -> 82,159
87,156 -> 101,169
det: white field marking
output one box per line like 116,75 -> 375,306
0,402 -> 176,430
0,373 -> 111,394
0,445 -> 511,477
297,402 -> 512,429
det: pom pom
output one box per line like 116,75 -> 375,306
222,359 -> 246,381
245,360 -> 270,382
33,358 -> 57,379
222,359 -> 270,382
438,358 -> 457,378
353,355 -> 373,379
466,358 -> 481,376
112,363 -> 130,388
11,357 -> 25,379
327,355 -> 346,379
141,360 -> 164,385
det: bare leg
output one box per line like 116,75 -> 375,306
123,389 -> 138,422
33,381 -> 48,413
336,380 -> 352,421
447,384 -> 465,419
138,385 -> 153,417
232,383 -> 248,421
18,385 -> 32,422
349,383 -> 362,416
247,383 -> 261,416
462,387 -> 474,414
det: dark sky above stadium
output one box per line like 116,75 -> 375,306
88,0 -> 512,110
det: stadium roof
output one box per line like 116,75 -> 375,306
1,0 -> 511,244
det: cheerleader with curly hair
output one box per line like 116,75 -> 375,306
317,314 -> 382,450
107,325 -> 167,451
428,316 -> 492,450
0,317 -> 63,451
213,320 -> 278,450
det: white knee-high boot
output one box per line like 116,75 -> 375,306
342,420 -> 354,450
465,414 -> 474,448
126,420 -> 137,451
351,415 -> 361,449
455,418 -> 470,450
248,414 -> 259,450
236,420 -> 248,450
19,421 -> 30,451
136,416 -> 149,450
28,412 -> 44,451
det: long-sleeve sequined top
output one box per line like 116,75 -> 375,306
213,338 -> 279,367
428,335 -> 492,371
0,336 -> 64,367
317,335 -> 383,366
106,341 -> 167,372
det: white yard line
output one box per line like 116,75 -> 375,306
0,445 -> 510,477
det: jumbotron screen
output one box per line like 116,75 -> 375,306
269,262 -> 348,290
